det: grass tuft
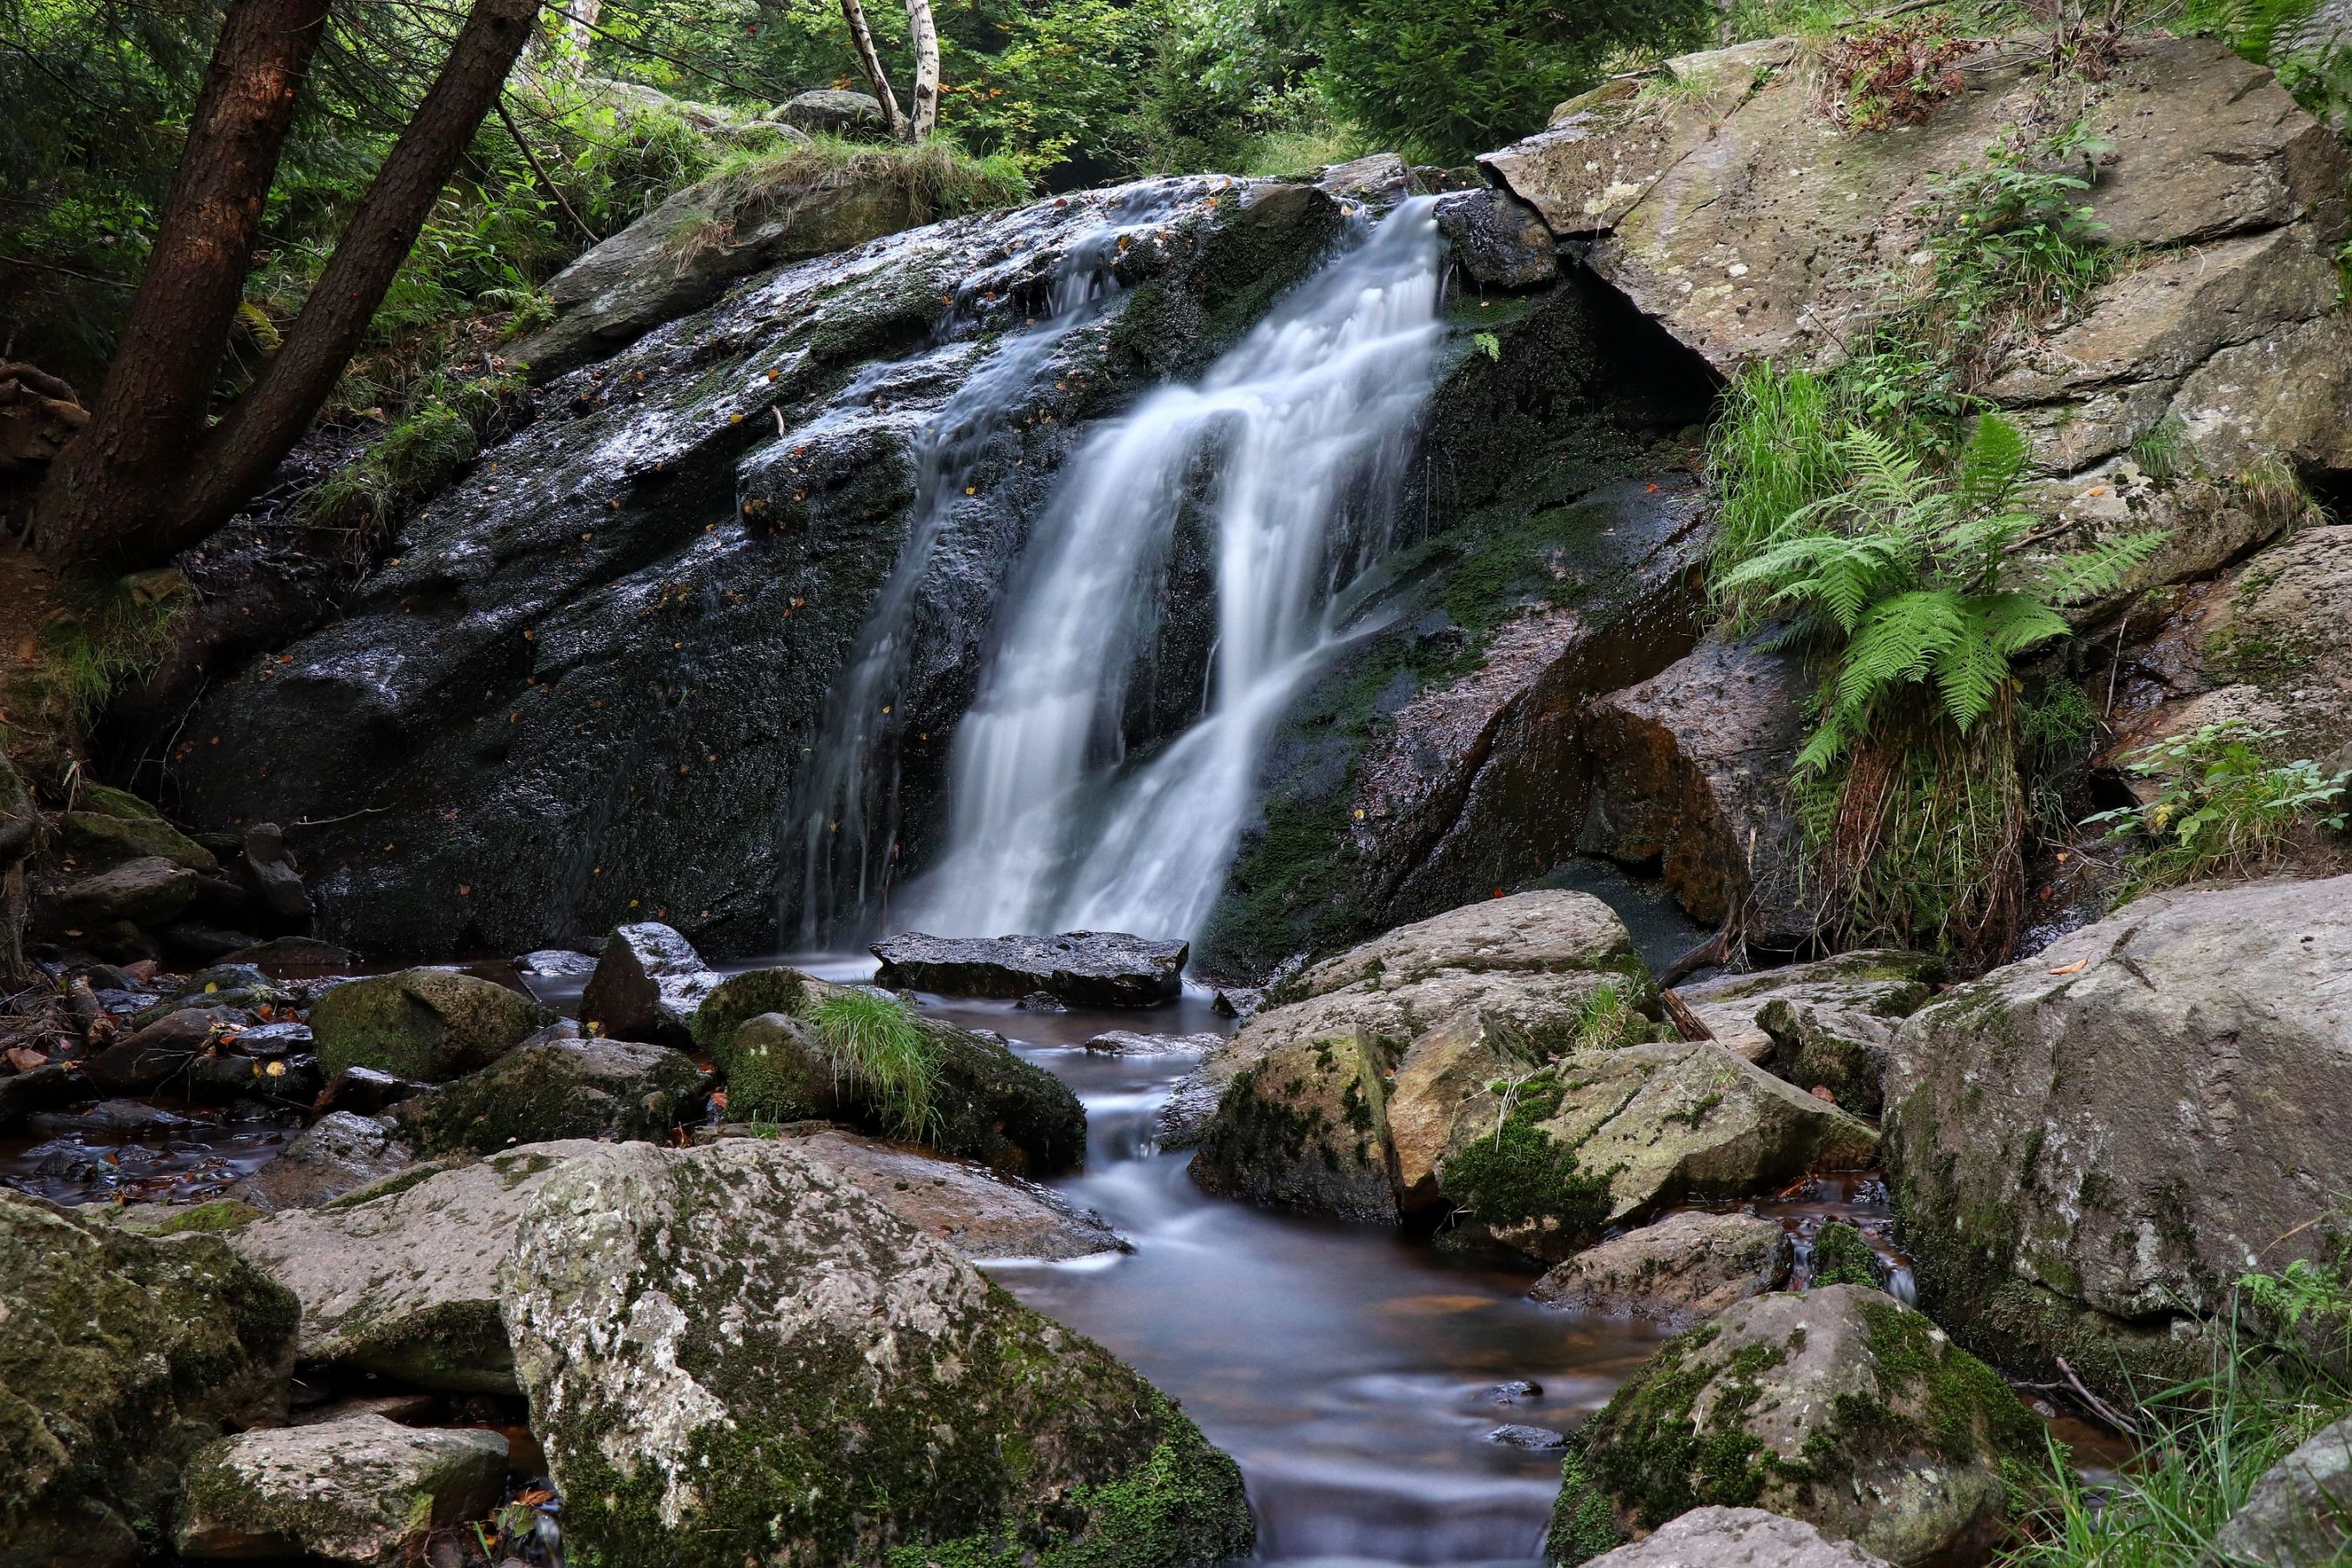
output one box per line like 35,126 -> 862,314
798,987 -> 943,1142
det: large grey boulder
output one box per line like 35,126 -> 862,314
43,854 -> 198,927
390,1027 -> 706,1156
1885,875 -> 2352,1402
872,929 -> 1188,1005
1531,1209 -> 1792,1325
1192,892 -> 1875,1253
225,1142 -> 619,1393
578,921 -> 718,1046
499,1138 -> 1253,1566
1549,1287 -> 2044,1566
174,1415 -> 507,1566
1677,950 -> 1942,1114
2214,1416 -> 2352,1566
308,969 -> 552,1083
769,87 -> 883,135
1577,1507 -> 1893,1567
0,1192 -> 299,1568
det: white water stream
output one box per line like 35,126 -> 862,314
907,198 -> 1445,941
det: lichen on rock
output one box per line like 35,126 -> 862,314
497,1138 -> 1251,1567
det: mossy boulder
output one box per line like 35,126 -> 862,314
697,969 -> 1086,1176
1883,875 -> 2352,1405
1549,1286 -> 2048,1567
229,1111 -> 415,1212
498,1138 -> 1253,1568
174,1414 -> 507,1566
57,809 -> 218,874
1194,891 -> 1672,1231
226,1142 -> 623,1393
391,1030 -> 707,1156
0,1191 -> 300,1568
309,969 -> 554,1083
1678,950 -> 1943,1112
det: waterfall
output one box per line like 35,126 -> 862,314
908,197 -> 1444,942
787,183 -> 1212,943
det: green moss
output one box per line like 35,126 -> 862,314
1571,1324 -> 1799,1531
1546,1451 -> 1628,1565
690,966 -> 809,1060
1438,1070 -> 1612,1240
1812,1220 -> 1882,1288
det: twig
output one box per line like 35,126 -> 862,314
496,95 -> 596,244
0,255 -> 136,289
287,806 -> 390,829
1660,989 -> 1715,1042
2055,1355 -> 2140,1435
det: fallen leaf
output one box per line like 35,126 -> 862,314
2048,957 -> 2090,975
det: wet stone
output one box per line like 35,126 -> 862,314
873,929 -> 1189,1006
1488,1423 -> 1568,1450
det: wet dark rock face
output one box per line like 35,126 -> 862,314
169,179 -> 1347,959
872,929 -> 1187,1006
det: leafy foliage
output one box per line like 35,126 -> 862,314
1293,0 -> 1710,162
1720,415 -> 2164,773
2084,721 -> 2350,889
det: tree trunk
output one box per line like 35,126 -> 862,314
902,0 -> 939,141
158,0 -> 541,556
24,0 -> 328,564
838,0 -> 908,140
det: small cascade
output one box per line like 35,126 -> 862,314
786,183 -> 1217,943
910,197 -> 1445,939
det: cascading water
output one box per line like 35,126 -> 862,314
786,183 -> 1214,943
908,197 -> 1445,940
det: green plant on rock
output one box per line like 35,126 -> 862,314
1809,1220 -> 1882,1288
2084,720 -> 2349,891
1720,415 -> 2164,775
1439,1070 -> 1613,1238
799,987 -> 942,1141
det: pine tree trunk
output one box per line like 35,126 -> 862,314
157,0 -> 540,556
902,0 -> 940,141
838,0 -> 908,140
24,0 -> 328,564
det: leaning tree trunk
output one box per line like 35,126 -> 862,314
25,0 -> 329,564
838,0 -> 908,140
157,0 -> 541,556
902,0 -> 939,141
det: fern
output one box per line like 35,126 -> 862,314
1731,412 -> 2165,771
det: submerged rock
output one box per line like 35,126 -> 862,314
231,1110 -> 416,1211
174,1415 -> 507,1566
308,969 -> 553,1083
1885,875 -> 2352,1402
390,1029 -> 707,1155
1550,1287 -> 2044,1566
2214,1415 -> 2352,1566
872,929 -> 1189,1006
0,1191 -> 299,1568
1578,1506 -> 1893,1567
1531,1209 -> 1792,1325
499,1138 -> 1254,1566
1083,1028 -> 1223,1055
578,921 -> 719,1047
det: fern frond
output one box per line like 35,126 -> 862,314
1957,414 -> 2031,512
2032,527 -> 2173,604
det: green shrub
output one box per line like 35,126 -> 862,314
2085,721 -> 2349,891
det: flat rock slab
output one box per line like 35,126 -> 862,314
872,930 -> 1187,1006
1082,1029 -> 1224,1056
1580,1507 -> 1893,1567
781,1125 -> 1124,1261
226,1140 -> 625,1393
176,1414 -> 507,1566
2215,1415 -> 2352,1565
